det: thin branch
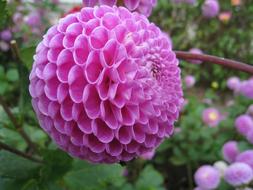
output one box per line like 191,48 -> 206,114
0,96 -> 37,152
175,51 -> 253,75
0,141 -> 43,163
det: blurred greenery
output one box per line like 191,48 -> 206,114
0,0 -> 253,190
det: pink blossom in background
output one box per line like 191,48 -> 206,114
82,0 -> 157,16
194,165 -> 220,190
246,130 -> 253,144
222,141 -> 240,163
202,107 -> 222,127
219,11 -> 232,23
231,0 -> 241,6
184,75 -> 195,88
188,48 -> 203,64
235,114 -> 253,136
25,12 -> 41,27
247,105 -> 253,117
224,162 -> 253,186
236,150 -> 253,170
202,0 -> 220,18
238,78 -> 253,99
0,29 -> 12,41
140,149 -> 155,160
227,76 -> 240,91
29,6 -> 183,163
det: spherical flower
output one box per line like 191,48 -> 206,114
202,107 -> 222,127
247,105 -> 253,117
236,150 -> 253,170
238,79 -> 253,99
224,162 -> 253,186
227,76 -> 240,91
184,75 -> 195,88
213,161 -> 228,177
0,29 -> 12,41
25,12 -> 41,27
219,11 -> 232,23
82,0 -> 157,16
29,6 -> 183,164
188,48 -> 203,64
194,165 -> 220,190
222,141 -> 240,163
235,114 -> 253,136
202,0 -> 220,18
246,130 -> 253,144
140,149 -> 155,160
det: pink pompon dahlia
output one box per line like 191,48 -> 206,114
238,78 -> 253,99
202,0 -> 220,18
222,141 -> 240,163
227,76 -> 240,91
202,107 -> 222,127
194,165 -> 221,190
236,150 -> 253,170
184,75 -> 195,88
29,6 -> 183,164
82,0 -> 157,16
235,114 -> 253,136
224,162 -> 253,187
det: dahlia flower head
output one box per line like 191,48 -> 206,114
194,165 -> 221,190
82,0 -> 157,17
238,78 -> 253,99
236,150 -> 253,170
227,76 -> 240,91
202,107 -> 222,127
235,114 -> 253,136
224,162 -> 253,187
202,0 -> 220,18
29,5 -> 183,163
222,141 -> 240,163
0,29 -> 12,42
184,75 -> 195,88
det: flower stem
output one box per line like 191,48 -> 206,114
0,141 -> 43,163
175,51 -> 253,75
0,96 -> 37,152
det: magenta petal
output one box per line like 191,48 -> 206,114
84,85 -> 101,119
106,139 -> 123,156
92,119 -> 114,143
90,27 -> 108,49
98,0 -> 116,6
116,126 -> 132,145
85,51 -> 103,84
124,0 -> 140,11
73,35 -> 90,65
88,134 -> 105,153
68,65 -> 87,103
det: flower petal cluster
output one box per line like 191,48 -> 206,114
29,6 -> 183,163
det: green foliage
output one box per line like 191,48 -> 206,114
64,160 -> 124,190
0,0 -> 8,28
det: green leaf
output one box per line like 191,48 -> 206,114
64,160 -> 124,190
20,46 -> 36,70
0,150 -> 40,179
0,0 -> 7,28
39,149 -> 72,183
6,69 -> 19,82
135,165 -> 164,190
